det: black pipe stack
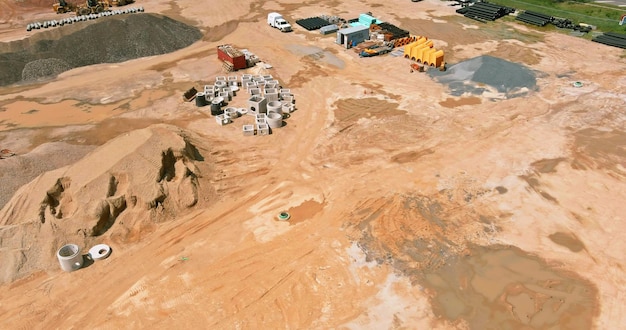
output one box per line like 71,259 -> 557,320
516,10 -> 553,27
461,2 -> 513,22
592,32 -> 626,49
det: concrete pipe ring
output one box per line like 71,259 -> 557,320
57,244 -> 84,272
89,244 -> 112,261
277,212 -> 291,221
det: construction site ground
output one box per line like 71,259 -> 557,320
0,0 -> 625,328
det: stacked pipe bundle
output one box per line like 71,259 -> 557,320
461,2 -> 513,22
296,17 -> 332,31
394,36 -> 418,48
515,10 -> 553,27
592,32 -> 626,49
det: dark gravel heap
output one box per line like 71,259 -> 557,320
0,13 -> 202,86
430,55 -> 537,98
21,58 -> 72,82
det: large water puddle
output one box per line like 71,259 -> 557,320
422,245 -> 598,329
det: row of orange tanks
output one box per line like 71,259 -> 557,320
403,36 -> 445,68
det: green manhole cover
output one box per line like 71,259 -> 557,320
573,81 -> 583,88
277,212 -> 291,221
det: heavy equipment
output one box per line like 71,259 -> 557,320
110,0 -> 135,6
53,0 -> 111,15
52,0 -> 76,14
359,43 -> 393,57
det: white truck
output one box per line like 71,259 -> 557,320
267,12 -> 292,32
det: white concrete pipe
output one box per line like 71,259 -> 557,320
266,112 -> 283,128
89,244 -> 111,261
57,244 -> 83,272
267,100 -> 283,115
238,108 -> 249,116
224,107 -> 239,118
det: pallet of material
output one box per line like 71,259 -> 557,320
296,17 -> 332,31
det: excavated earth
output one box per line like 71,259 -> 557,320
0,0 -> 625,329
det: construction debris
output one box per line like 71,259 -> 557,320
0,149 -> 16,159
183,87 -> 198,102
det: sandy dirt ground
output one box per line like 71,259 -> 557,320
0,0 -> 625,328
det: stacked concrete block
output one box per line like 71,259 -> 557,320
263,75 -> 273,81
248,95 -> 267,114
265,88 -> 279,102
227,75 -> 239,86
257,123 -> 270,135
255,113 -> 267,126
249,88 -> 261,96
215,114 -> 231,126
243,124 -> 255,136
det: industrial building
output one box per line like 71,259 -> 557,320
336,25 -> 370,49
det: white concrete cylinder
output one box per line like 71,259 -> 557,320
224,107 -> 239,118
266,112 -> 283,128
267,100 -> 283,115
57,244 -> 83,272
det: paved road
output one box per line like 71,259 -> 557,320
594,0 -> 626,8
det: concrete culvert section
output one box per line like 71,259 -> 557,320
57,244 -> 83,272
0,13 -> 202,87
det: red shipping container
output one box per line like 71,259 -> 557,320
217,45 -> 247,70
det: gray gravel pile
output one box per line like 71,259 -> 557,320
21,58 -> 72,81
0,13 -> 202,86
0,142 -> 95,210
430,55 -> 537,98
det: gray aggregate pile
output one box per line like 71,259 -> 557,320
429,55 -> 537,98
21,58 -> 72,81
0,13 -> 202,87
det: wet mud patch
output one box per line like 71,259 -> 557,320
332,97 -> 405,128
439,96 -> 481,108
284,199 -> 326,225
487,41 -> 541,66
519,174 -> 559,203
391,148 -> 434,164
549,232 -> 585,252
285,45 -> 345,69
532,157 -> 566,173
422,245 -> 598,329
572,128 -> 626,173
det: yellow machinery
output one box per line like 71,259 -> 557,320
110,0 -> 134,6
53,0 -> 111,15
52,0 -> 76,14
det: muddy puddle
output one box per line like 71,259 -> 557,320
284,199 -> 326,225
422,245 -> 598,329
439,96 -> 482,108
333,97 -> 404,129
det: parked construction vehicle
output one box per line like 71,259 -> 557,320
53,0 -> 120,15
110,0 -> 134,6
53,0 -> 76,14
359,42 -> 394,57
